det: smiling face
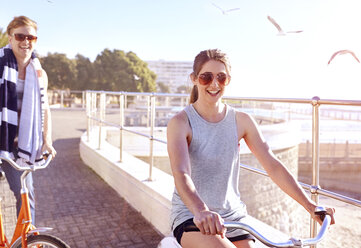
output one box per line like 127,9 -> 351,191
8,25 -> 37,63
192,59 -> 230,104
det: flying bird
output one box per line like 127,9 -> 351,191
267,16 -> 303,36
328,50 -> 360,65
212,2 -> 240,15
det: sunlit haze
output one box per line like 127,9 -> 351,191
1,0 -> 361,100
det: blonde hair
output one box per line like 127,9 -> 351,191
7,16 -> 37,35
190,49 -> 231,103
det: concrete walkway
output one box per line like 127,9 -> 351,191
0,109 -> 164,248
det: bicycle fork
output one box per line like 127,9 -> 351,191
10,171 -> 34,248
0,198 -> 10,247
10,192 -> 33,248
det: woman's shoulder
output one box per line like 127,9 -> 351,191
234,109 -> 258,129
234,109 -> 252,120
169,109 -> 188,125
168,108 -> 192,132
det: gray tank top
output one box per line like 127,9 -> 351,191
17,78 -> 25,112
170,104 -> 248,238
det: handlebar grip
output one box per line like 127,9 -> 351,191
314,206 -> 328,221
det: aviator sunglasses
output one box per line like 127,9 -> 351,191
13,33 -> 38,42
198,72 -> 230,86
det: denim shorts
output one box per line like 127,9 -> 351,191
173,218 -> 255,245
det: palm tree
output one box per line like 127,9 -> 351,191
0,28 -> 8,47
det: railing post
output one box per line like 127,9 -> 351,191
148,94 -> 156,181
147,95 -> 151,128
181,95 -> 184,107
310,96 -> 320,248
86,91 -> 91,142
165,96 -> 170,107
91,92 -> 97,132
98,92 -> 106,150
82,91 -> 85,109
345,141 -> 349,158
119,93 -> 124,162
60,90 -> 64,108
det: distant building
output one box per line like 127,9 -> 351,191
146,60 -> 193,93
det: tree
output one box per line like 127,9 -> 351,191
177,85 -> 190,94
38,48 -> 156,92
0,28 -> 8,47
94,49 -> 156,92
126,51 -> 156,92
75,54 -> 95,90
157,82 -> 170,93
39,53 -> 77,89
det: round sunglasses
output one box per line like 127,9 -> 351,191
12,33 -> 38,42
198,72 -> 231,86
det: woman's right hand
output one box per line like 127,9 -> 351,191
193,210 -> 226,238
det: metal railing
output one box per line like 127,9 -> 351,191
85,90 -> 361,247
48,90 -> 85,108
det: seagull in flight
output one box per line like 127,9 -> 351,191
328,50 -> 360,65
267,16 -> 303,36
212,2 -> 240,15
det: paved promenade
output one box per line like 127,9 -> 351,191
0,109 -> 164,247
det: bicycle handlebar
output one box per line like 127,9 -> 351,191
0,154 -> 53,172
184,207 -> 331,248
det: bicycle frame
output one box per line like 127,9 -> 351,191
0,155 -> 53,248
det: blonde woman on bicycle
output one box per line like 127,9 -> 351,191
167,49 -> 335,248
0,15 -> 56,224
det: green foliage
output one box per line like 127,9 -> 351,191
93,49 -> 156,92
38,48 -> 156,92
0,27 -> 8,47
126,51 -> 156,92
39,53 -> 77,89
75,54 -> 95,90
157,82 -> 171,93
177,85 -> 190,94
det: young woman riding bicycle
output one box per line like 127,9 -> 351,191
166,49 -> 335,248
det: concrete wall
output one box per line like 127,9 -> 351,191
238,147 -> 308,236
79,129 -> 173,235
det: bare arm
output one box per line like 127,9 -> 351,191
238,112 -> 335,224
167,111 -> 225,236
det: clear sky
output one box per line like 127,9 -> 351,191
1,0 -> 361,100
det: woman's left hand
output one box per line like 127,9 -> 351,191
42,142 -> 57,158
311,206 -> 336,226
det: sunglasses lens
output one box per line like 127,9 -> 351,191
27,35 -> 37,41
198,73 -> 214,85
14,34 -> 25,41
217,73 -> 229,85
198,72 -> 229,86
14,34 -> 37,42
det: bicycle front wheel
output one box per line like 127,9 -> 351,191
13,234 -> 70,248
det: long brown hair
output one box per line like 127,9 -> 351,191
189,49 -> 231,103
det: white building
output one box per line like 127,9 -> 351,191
146,60 -> 193,93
